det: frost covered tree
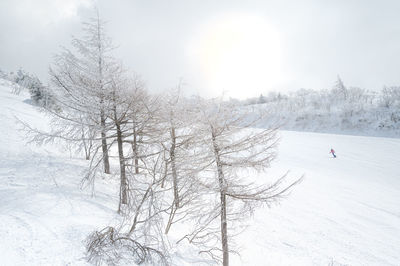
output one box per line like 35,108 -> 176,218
107,66 -> 130,209
85,87 -> 173,264
123,77 -> 153,176
152,88 -> 204,235
107,70 -> 156,211
258,94 -> 267,104
10,69 -> 54,107
49,12 -> 116,174
380,86 -> 400,108
332,75 -> 348,100
26,76 -> 54,107
176,98 -> 302,265
86,152 -> 170,265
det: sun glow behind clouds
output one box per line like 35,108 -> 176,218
189,14 -> 283,99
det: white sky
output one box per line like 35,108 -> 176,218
1,0 -> 400,98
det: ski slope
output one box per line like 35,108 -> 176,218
1,79 -> 400,265
233,131 -> 400,265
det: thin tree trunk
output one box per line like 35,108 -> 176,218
133,125 -> 139,174
116,123 -> 127,207
100,110 -> 110,174
87,137 -> 93,160
211,129 -> 229,266
128,186 -> 151,235
161,150 -> 168,188
219,188 -> 229,266
165,203 -> 177,234
170,126 -> 179,208
80,123 -> 90,160
96,15 -> 110,174
113,103 -> 127,211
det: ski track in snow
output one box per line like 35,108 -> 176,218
1,80 -> 400,265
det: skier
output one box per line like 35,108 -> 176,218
330,148 -> 336,158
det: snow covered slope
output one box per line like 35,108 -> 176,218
0,79 -> 120,265
233,131 -> 400,265
1,79 -> 399,265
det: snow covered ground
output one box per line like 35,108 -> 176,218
1,79 -> 400,265
0,80 -> 120,265
233,131 -> 400,265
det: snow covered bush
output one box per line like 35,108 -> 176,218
86,227 -> 168,265
3,68 -> 55,107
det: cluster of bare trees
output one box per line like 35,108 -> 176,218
27,13 -> 301,266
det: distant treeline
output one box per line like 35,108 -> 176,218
240,77 -> 400,137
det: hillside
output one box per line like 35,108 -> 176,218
0,79 -> 119,265
1,79 -> 400,265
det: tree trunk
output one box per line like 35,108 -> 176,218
116,123 -> 127,206
113,105 -> 127,210
165,203 -> 177,234
100,110 -> 110,174
128,186 -> 151,235
220,188 -> 229,266
211,129 -> 229,266
80,123 -> 90,160
133,125 -> 139,174
170,126 -> 179,208
161,150 -> 168,188
96,18 -> 110,174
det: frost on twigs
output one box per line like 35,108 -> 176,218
86,226 -> 168,265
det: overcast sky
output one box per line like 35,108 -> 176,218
1,0 -> 400,98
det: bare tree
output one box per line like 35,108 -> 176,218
177,97 -> 302,266
49,10 -> 116,174
107,67 -> 130,210
125,78 -> 152,175
86,133 -> 171,265
155,88 -> 202,235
